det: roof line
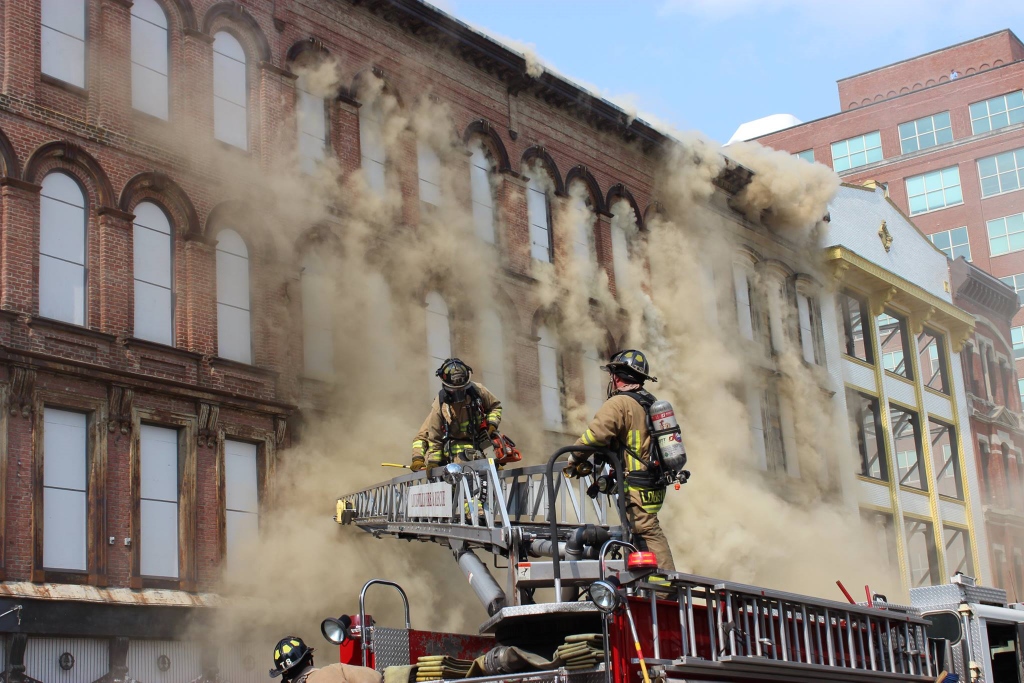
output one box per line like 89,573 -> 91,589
837,29 -> 1022,83
750,59 -> 1024,141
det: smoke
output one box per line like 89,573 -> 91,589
182,54 -> 898,656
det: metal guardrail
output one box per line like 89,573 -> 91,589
642,573 -> 934,679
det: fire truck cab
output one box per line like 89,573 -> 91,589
913,573 -> 1024,683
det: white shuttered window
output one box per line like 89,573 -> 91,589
796,292 -> 816,364
43,408 -> 88,571
41,0 -> 86,88
478,309 -> 505,398
39,173 -> 87,325
296,84 -> 327,173
130,0 -> 169,119
583,343 -> 605,417
538,325 -> 563,428
527,177 -> 552,262
133,202 -> 173,345
224,439 -> 259,570
301,252 -> 333,378
733,266 -> 753,341
417,141 -> 442,208
216,230 -> 252,364
140,425 -> 179,578
359,104 -> 386,195
469,142 -> 496,243
425,292 -> 452,398
213,32 -> 248,150
570,190 -> 595,266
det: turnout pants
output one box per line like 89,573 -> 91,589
625,488 -> 676,572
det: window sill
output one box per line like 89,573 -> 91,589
131,576 -> 194,591
209,356 -> 278,379
26,316 -> 117,342
980,185 -> 1024,203
938,494 -> 965,505
32,568 -> 98,585
923,386 -> 951,400
899,485 -> 929,497
841,353 -> 875,370
855,474 -> 889,486
40,73 -> 88,98
132,109 -> 171,126
884,369 -> 915,385
124,336 -> 203,359
215,139 -> 252,156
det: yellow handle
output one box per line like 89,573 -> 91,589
381,462 -> 410,468
634,641 -> 651,683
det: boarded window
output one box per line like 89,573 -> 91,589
133,202 -> 173,345
796,292 -> 819,364
425,292 -> 451,398
527,176 -> 552,262
359,103 -> 386,195
733,266 -> 753,341
747,387 -> 767,469
139,425 -> 179,579
610,207 -> 632,298
469,142 -> 496,243
296,83 -> 327,174
537,325 -> 563,428
417,140 -> 442,208
301,252 -> 334,379
130,0 -> 169,119
569,185 -> 595,266
478,309 -> 505,399
224,439 -> 259,571
41,0 -> 86,88
39,173 -> 86,325
213,32 -> 248,150
582,342 -> 605,418
42,408 -> 88,571
216,230 -> 252,364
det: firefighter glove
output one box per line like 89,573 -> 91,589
410,455 -> 426,472
564,458 -> 593,479
487,421 -> 499,435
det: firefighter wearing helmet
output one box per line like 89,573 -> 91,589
410,358 -> 503,471
568,350 -> 677,572
269,636 -> 380,683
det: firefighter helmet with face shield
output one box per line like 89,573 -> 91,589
269,637 -> 313,679
437,358 -> 473,402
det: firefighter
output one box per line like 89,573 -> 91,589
567,350 -> 676,572
410,358 -> 502,471
269,636 -> 380,683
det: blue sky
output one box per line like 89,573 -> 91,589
435,0 -> 1024,144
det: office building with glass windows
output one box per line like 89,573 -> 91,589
742,29 -> 1024,392
825,183 -> 986,591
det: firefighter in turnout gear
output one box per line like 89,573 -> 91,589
568,350 -> 676,572
269,636 -> 380,683
411,358 -> 503,471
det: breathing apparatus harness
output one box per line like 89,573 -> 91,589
608,388 -> 690,491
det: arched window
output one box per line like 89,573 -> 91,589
41,0 -> 86,88
609,200 -> 633,298
469,141 -> 496,243
213,32 -> 248,150
582,342 -> 604,417
478,309 -> 505,398
527,174 -> 553,263
417,140 -> 441,210
537,325 -> 563,428
359,101 -> 386,195
301,252 -> 334,379
130,0 -> 169,119
425,292 -> 451,398
133,201 -> 174,345
568,183 -> 596,267
216,229 -> 251,363
39,173 -> 86,325
296,76 -> 328,173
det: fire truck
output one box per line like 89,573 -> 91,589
328,449 -> 1024,683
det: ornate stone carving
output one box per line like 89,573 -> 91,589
274,415 -> 288,448
868,286 -> 897,317
198,402 -> 220,448
108,384 -> 134,434
9,366 -> 35,418
878,220 -> 893,252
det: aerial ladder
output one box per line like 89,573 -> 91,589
333,448 -> 947,683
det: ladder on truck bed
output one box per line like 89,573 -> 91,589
336,456 -> 628,607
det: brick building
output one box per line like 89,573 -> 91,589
0,0 -> 849,680
746,30 -> 1024,388
950,257 -> 1024,596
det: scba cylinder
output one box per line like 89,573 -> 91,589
650,399 -> 687,478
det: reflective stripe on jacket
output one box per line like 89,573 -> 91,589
412,383 -> 502,464
575,393 -> 665,513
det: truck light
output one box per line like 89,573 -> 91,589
627,551 -> 658,570
321,615 -> 352,645
589,580 -> 621,614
